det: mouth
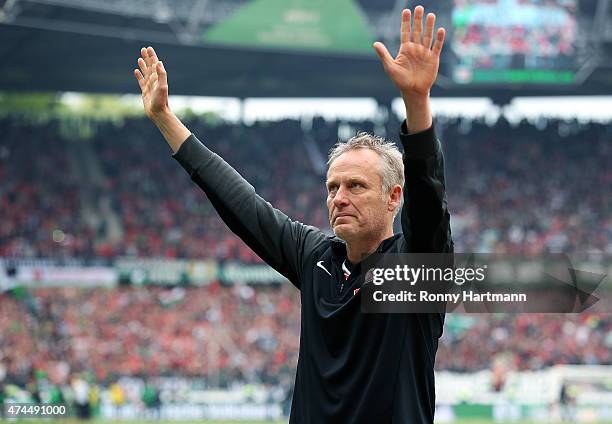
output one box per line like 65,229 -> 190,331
333,214 -> 355,224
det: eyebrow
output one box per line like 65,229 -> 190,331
326,176 -> 368,187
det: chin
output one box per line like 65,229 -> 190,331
332,224 -> 355,241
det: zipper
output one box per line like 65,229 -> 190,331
330,256 -> 344,296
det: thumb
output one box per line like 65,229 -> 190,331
373,42 -> 394,71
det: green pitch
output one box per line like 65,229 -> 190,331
177,421 -> 606,424
12,420 -> 612,424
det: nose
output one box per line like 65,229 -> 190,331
332,186 -> 350,208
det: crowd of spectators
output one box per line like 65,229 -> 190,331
1,115 -> 609,260
443,117 -> 610,256
1,113 -> 610,390
0,285 -> 299,387
0,118 -> 98,259
93,118 -> 328,261
1,287 -> 610,388
437,312 -> 611,372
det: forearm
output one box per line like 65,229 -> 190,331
151,110 -> 191,153
403,154 -> 451,253
401,93 -> 432,134
399,124 -> 452,253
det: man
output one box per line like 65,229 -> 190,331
134,6 -> 451,423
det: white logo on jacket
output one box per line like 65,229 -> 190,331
316,260 -> 332,276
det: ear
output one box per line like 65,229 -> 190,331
387,185 -> 402,213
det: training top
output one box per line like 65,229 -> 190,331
173,121 -> 453,424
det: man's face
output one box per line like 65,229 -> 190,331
326,149 -> 394,242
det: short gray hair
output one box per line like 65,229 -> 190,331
327,132 -> 404,195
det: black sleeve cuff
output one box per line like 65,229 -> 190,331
399,120 -> 440,159
172,133 -> 214,177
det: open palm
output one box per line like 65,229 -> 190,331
374,6 -> 445,97
134,46 -> 169,119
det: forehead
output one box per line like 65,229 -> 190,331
327,148 -> 382,181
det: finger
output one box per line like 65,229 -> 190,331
146,62 -> 157,86
140,47 -> 150,77
432,27 -> 446,57
373,42 -> 394,71
423,13 -> 436,50
412,6 -> 424,44
134,69 -> 145,91
137,57 -> 148,79
146,70 -> 158,94
400,9 -> 411,45
147,46 -> 159,63
144,45 -> 157,71
156,61 -> 168,89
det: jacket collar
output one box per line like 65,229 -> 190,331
330,233 -> 402,260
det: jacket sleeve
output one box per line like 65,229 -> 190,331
399,121 -> 453,253
172,134 -> 328,289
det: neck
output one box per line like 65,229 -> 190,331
345,228 -> 394,263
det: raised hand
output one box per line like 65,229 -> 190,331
134,46 -> 169,119
373,6 -> 445,99
133,46 -> 190,152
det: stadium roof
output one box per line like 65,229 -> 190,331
1,0 -> 611,102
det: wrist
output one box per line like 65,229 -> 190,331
149,107 -> 174,126
149,108 -> 191,153
401,92 -> 432,134
401,91 -> 430,110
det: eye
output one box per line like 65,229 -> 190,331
350,182 -> 364,189
327,184 -> 338,195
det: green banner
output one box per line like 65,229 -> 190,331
203,0 -> 374,55
220,262 -> 287,284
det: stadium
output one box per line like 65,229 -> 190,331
0,0 -> 611,423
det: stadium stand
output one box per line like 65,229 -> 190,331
1,115 -> 610,259
0,113 -> 610,421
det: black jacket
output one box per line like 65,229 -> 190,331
173,122 -> 453,423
